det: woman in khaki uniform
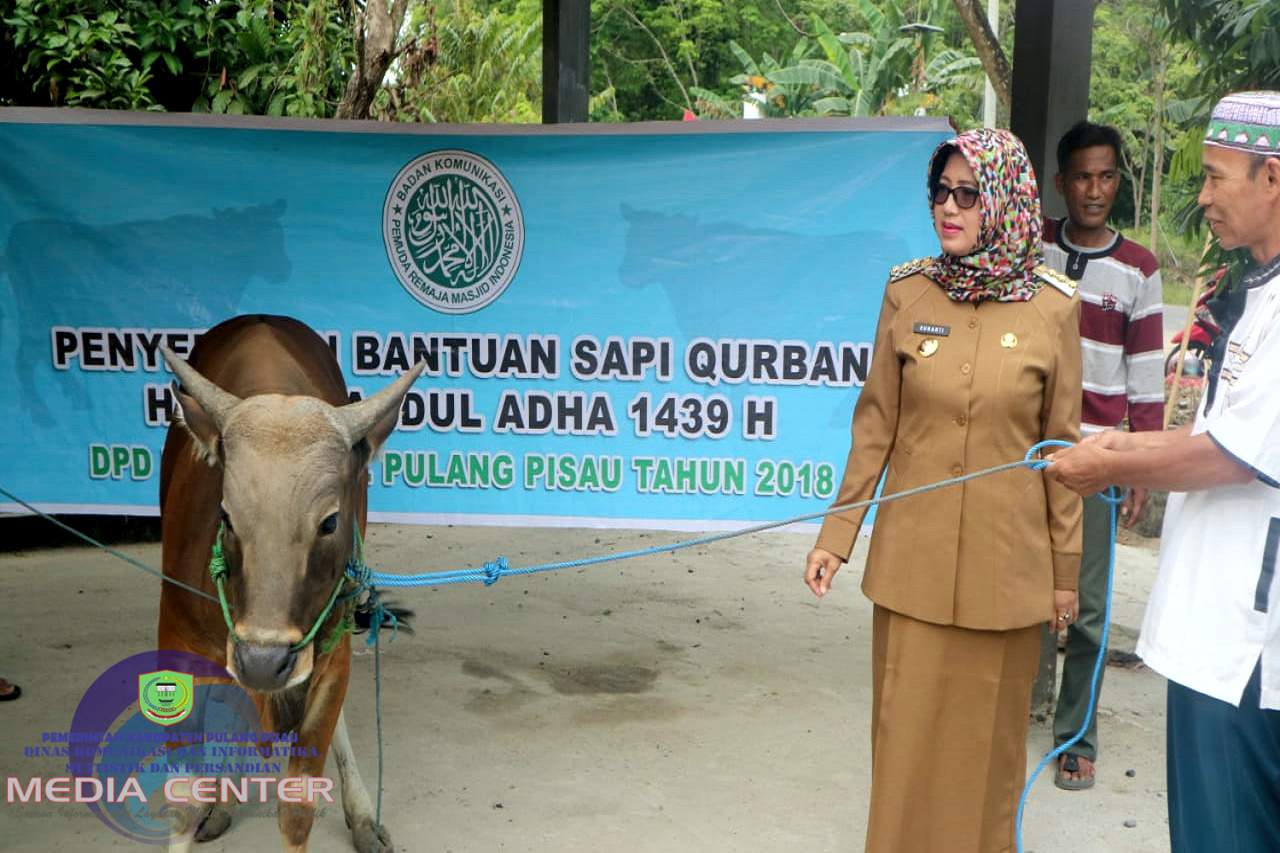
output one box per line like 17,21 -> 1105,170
804,128 -> 1083,853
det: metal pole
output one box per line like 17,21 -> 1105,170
1164,233 -> 1215,428
542,0 -> 590,123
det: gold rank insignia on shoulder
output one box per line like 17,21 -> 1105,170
1033,263 -> 1077,297
889,257 -> 934,283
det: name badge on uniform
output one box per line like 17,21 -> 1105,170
913,322 -> 950,337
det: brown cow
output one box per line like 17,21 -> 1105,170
158,315 -> 423,853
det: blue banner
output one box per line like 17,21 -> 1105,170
0,111 -> 951,529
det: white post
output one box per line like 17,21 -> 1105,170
983,0 -> 999,127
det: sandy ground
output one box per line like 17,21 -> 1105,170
0,521 -> 1172,853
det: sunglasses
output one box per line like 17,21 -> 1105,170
930,184 -> 981,209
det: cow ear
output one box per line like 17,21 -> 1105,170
172,381 -> 221,465
161,346 -> 240,464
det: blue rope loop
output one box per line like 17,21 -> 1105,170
365,589 -> 400,647
343,562 -> 372,599
1015,475 -> 1120,853
342,547 -> 400,647
1023,438 -> 1072,470
482,556 -> 509,586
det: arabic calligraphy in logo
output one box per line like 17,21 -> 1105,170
382,149 -> 524,314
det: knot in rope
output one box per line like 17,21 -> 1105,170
482,557 -> 509,587
364,588 -> 400,647
344,560 -> 373,598
208,522 -> 229,582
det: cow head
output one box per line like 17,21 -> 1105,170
161,346 -> 424,693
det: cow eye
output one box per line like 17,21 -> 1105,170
319,513 -> 339,536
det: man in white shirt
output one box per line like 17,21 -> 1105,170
1048,90 -> 1280,852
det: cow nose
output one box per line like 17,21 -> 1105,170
233,643 -> 298,692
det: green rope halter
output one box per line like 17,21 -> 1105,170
208,521 -> 362,655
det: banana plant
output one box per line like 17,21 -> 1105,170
690,38 -> 825,118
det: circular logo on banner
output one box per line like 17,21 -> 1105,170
383,149 -> 524,314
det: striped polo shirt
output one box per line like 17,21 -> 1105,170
1043,218 -> 1164,434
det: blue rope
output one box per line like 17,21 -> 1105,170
346,438 -> 1093,845
351,442 -> 1068,591
1015,483 -> 1122,853
0,485 -> 218,603
373,601 -> 385,832
6,439 -> 1100,845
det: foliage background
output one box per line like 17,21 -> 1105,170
3,0 -> 1278,304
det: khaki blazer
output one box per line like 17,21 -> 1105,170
816,263 -> 1083,631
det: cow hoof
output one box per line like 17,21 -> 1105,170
194,803 -> 233,841
352,819 -> 392,853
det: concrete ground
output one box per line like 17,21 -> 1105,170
0,522 -> 1171,852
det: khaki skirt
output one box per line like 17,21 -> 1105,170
866,605 -> 1042,853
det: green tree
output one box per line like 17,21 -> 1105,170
688,38 -> 824,118
1160,0 -> 1280,93
374,0 -> 542,123
590,0 -> 862,121
1089,3 -> 1194,230
684,1 -> 980,123
1,0 -> 423,119
1156,0 -> 1280,293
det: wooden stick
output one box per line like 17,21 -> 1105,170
1164,234 -> 1214,428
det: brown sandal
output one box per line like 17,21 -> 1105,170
1054,752 -> 1095,791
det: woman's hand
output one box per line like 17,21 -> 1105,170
1051,589 -> 1078,629
804,547 -> 844,598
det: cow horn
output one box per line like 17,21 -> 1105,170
161,346 -> 242,429
335,361 -> 426,444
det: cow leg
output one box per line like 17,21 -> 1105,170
275,658 -> 385,853
155,629 -> 235,851
164,777 -> 234,848
332,709 -> 393,853
166,777 -> 199,853
193,802 -> 235,841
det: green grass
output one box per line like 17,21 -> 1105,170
1163,271 -> 1197,307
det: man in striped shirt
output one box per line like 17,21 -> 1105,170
1043,120 -> 1164,790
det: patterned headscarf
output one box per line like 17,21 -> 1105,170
926,128 -> 1044,303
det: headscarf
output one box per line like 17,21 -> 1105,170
1205,90 -> 1280,155
926,128 -> 1044,303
